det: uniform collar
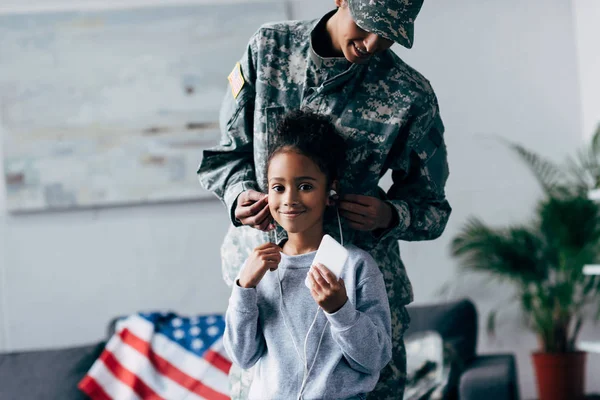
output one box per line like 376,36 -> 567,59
309,10 -> 352,71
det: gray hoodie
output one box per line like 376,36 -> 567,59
223,245 -> 392,400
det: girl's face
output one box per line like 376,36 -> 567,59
267,150 -> 329,236
330,0 -> 394,64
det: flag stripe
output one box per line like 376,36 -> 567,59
82,354 -> 143,400
78,376 -> 112,400
100,350 -> 164,400
106,330 -> 204,400
80,313 -> 231,400
124,315 -> 230,395
119,328 -> 229,400
204,349 -> 231,375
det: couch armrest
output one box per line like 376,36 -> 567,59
459,354 -> 519,400
107,316 -> 122,339
0,342 -> 105,400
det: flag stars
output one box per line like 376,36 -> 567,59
192,339 -> 204,350
174,329 -> 185,340
171,318 -> 183,328
207,326 -> 219,337
84,312 -> 232,398
190,326 -> 201,336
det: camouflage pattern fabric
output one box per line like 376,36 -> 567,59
198,11 -> 451,400
348,0 -> 425,49
228,362 -> 254,400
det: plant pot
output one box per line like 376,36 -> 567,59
532,351 -> 587,400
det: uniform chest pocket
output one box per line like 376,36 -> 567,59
340,108 -> 402,154
339,111 -> 400,186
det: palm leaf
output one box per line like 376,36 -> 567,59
538,196 -> 600,264
507,142 -> 566,196
564,149 -> 597,192
453,131 -> 600,350
451,217 -> 548,284
591,123 -> 600,158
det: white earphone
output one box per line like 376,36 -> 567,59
329,188 -> 343,247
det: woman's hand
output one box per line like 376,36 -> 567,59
307,263 -> 348,314
238,243 -> 282,288
235,189 -> 275,231
338,194 -> 395,232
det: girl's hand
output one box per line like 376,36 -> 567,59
235,190 -> 276,231
307,263 -> 348,313
238,243 -> 281,288
338,194 -> 395,232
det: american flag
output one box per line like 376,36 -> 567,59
79,312 -> 232,400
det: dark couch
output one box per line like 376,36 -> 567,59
0,299 -> 518,400
405,299 -> 519,400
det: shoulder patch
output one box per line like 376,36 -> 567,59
227,62 -> 245,99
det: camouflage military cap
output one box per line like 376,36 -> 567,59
348,0 -> 424,49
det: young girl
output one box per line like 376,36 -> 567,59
223,111 -> 392,400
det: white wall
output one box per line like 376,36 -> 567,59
573,0 -> 600,395
397,0 -> 584,295
398,1 -> 598,398
573,0 -> 600,141
1,0 -> 598,398
0,201 -> 232,350
0,131 -> 7,351
0,143 -> 232,352
392,1 -> 600,398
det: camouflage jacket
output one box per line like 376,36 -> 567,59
197,13 -> 451,306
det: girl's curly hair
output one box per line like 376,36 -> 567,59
267,110 -> 347,186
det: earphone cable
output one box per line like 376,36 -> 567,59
298,318 -> 329,399
297,307 -> 321,398
336,207 -> 343,246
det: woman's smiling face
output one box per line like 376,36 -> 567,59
329,0 -> 394,64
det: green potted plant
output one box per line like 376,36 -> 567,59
450,125 -> 600,400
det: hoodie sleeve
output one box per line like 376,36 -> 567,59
222,281 -> 267,369
324,256 -> 392,374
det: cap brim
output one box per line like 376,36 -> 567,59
347,0 -> 415,49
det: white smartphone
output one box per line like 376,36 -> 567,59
305,234 -> 349,289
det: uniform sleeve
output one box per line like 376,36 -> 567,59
223,282 -> 267,369
197,30 -> 261,226
378,92 -> 451,242
325,256 -> 392,374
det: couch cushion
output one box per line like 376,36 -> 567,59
0,342 -> 105,400
459,355 -> 519,400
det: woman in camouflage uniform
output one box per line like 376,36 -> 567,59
198,0 -> 451,398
